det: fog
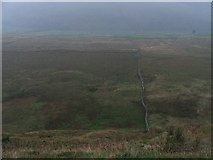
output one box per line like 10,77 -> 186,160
2,2 -> 211,35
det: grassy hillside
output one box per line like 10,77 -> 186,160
3,128 -> 211,158
3,50 -> 144,132
2,35 -> 211,158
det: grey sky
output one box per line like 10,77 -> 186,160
2,2 -> 211,34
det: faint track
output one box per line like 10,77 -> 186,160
136,50 -> 149,132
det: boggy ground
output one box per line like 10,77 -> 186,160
2,34 -> 211,158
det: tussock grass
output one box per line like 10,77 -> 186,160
2,36 -> 211,158
3,128 -> 211,158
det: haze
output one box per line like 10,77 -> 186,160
2,2 -> 211,35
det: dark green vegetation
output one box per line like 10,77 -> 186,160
2,35 -> 211,158
3,50 -> 142,131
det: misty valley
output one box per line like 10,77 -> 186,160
2,2 -> 211,158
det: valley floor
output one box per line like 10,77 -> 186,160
2,34 -> 211,158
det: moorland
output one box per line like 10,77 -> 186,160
2,33 -> 211,158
